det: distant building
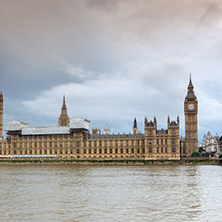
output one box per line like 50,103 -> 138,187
219,137 -> 222,153
199,132 -> 220,156
103,126 -> 110,135
0,76 -> 198,159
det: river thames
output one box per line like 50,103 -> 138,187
0,164 -> 222,221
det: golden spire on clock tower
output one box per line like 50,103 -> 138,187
188,74 -> 194,92
58,95 -> 70,127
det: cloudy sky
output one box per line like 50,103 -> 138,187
1,0 -> 222,141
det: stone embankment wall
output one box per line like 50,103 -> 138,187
0,158 -> 220,165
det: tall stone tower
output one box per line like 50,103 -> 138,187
133,118 -> 138,134
58,95 -> 70,127
0,90 -> 3,138
184,75 -> 198,156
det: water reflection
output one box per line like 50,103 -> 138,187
0,165 -> 222,221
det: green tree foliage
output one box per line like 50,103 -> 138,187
191,151 -> 202,157
198,147 -> 205,153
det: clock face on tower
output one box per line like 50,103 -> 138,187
188,103 -> 195,110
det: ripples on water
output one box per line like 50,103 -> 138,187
0,164 -> 222,221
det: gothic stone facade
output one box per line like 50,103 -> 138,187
0,118 -> 180,160
0,77 -> 198,159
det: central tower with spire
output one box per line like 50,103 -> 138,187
133,118 -> 138,134
58,95 -> 70,127
184,75 -> 198,156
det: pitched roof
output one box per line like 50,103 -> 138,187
188,75 -> 194,88
186,92 -> 196,99
22,126 -> 70,135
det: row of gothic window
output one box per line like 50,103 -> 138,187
0,147 -> 177,155
0,139 -> 177,149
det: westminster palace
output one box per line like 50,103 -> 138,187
0,76 -> 198,160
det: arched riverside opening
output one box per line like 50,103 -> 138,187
218,154 -> 222,164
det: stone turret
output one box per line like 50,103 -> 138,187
92,128 -> 101,135
58,95 -> 70,126
154,116 -> 157,128
133,118 -> 138,134
168,116 -> 170,127
103,126 -> 110,135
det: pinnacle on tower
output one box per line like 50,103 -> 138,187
58,94 -> 69,126
133,118 -> 137,128
154,116 -> 157,126
144,117 -> 148,126
61,95 -> 67,114
133,118 -> 138,134
186,74 -> 196,98
188,73 -> 194,89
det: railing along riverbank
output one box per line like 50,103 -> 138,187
0,157 -> 220,165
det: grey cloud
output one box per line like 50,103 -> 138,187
85,0 -> 120,12
0,0 -> 222,139
199,3 -> 222,26
21,59 -> 188,127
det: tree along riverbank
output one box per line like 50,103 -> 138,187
0,158 -> 220,165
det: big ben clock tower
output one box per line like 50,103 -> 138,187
184,75 -> 198,156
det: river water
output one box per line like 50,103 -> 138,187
0,164 -> 222,222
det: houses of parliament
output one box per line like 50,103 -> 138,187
0,77 -> 198,160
